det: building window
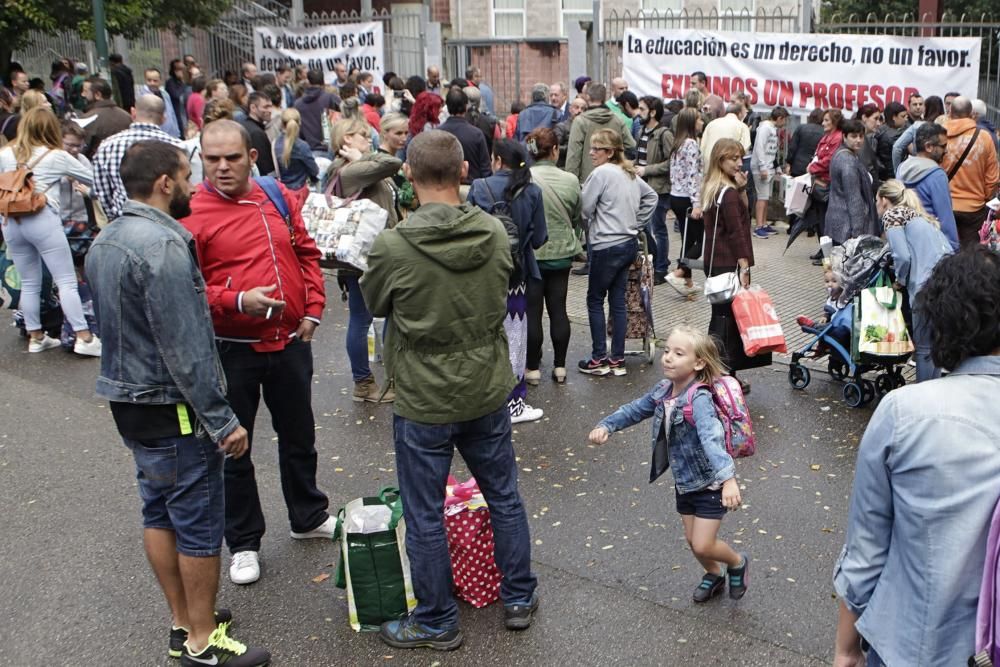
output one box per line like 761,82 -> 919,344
719,0 -> 754,31
494,0 -> 526,38
561,0 -> 592,37
642,0 -> 682,13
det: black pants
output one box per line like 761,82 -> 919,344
669,195 -> 693,279
527,268 -> 571,369
218,339 -> 329,553
954,207 -> 988,248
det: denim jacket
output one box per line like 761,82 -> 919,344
85,201 -> 238,443
598,380 -> 734,494
833,355 -> 1000,667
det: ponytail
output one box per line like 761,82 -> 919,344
280,108 -> 302,168
493,138 -> 532,200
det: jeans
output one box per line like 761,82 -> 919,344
345,275 -> 374,382
123,433 -> 225,557
392,405 -> 537,629
526,267 -> 571,369
911,306 -> 940,383
587,237 -> 638,361
2,206 -> 88,332
217,339 -> 329,553
650,194 -> 671,275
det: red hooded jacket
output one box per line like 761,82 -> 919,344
184,180 -> 325,352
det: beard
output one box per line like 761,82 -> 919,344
168,187 -> 192,219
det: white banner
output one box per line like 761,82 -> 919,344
623,29 -> 980,114
254,23 -> 384,87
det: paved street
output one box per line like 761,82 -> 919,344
0,230 -> 874,666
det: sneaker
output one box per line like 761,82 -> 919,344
692,573 -> 725,603
73,334 -> 102,357
551,367 -> 567,384
728,552 -> 750,599
180,624 -> 270,666
653,272 -> 667,286
665,273 -> 688,295
352,375 -> 382,403
290,515 -> 336,540
28,334 -> 61,353
578,357 -> 610,376
169,610 -> 234,659
761,225 -> 779,235
608,358 -> 627,376
504,591 -> 540,630
511,404 -> 543,424
524,369 -> 541,386
229,551 -> 260,585
571,264 -> 589,276
753,227 -> 770,239
809,249 -> 823,260
379,615 -> 463,651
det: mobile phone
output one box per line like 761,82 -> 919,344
394,90 -> 404,98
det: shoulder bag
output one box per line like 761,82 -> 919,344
702,185 -> 742,305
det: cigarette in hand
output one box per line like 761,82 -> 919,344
265,306 -> 272,319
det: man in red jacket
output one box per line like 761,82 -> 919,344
184,120 -> 332,586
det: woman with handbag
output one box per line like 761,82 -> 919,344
666,108 -> 704,296
525,127 -> 583,385
0,108 -> 100,355
702,138 -> 769,393
325,117 -> 402,403
804,109 -> 844,264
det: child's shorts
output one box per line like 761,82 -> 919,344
676,487 -> 727,520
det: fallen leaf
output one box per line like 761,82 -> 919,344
810,464 -> 821,471
312,573 -> 331,583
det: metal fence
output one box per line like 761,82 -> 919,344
818,12 -> 1000,124
602,8 -> 803,83
444,39 -> 522,117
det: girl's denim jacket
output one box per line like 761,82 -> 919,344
598,379 -> 735,494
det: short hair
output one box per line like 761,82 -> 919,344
446,87 -> 468,115
307,70 -> 324,86
950,96 -> 972,118
771,106 -> 789,120
379,111 -> 408,139
917,246 -> 1000,371
908,92 -> 923,104
464,66 -> 478,80
144,67 -> 161,77
366,93 -> 385,108
586,82 -> 606,104
840,118 -> 865,136
725,101 -> 743,116
407,130 -> 464,186
530,83 -> 549,103
241,62 -> 255,76
88,76 -> 113,100
191,76 -> 207,94
807,108 -> 825,124
109,54 -> 123,65
618,91 -> 639,110
972,98 -> 988,117
945,91 -> 960,100
61,120 -> 85,140
640,96 -> 664,122
915,122 -> 946,153
276,65 -> 290,75
201,118 -> 252,152
247,92 -> 269,107
824,108 -> 845,128
855,103 -> 879,120
691,71 -> 707,84
339,81 -> 358,99
120,140 -> 186,199
463,85 -> 481,108
358,71 -> 374,84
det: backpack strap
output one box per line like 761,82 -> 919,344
948,127 -> 982,181
680,382 -> 710,426
253,176 -> 296,245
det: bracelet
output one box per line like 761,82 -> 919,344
739,268 -> 750,274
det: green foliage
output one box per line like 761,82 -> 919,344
821,0 -> 996,22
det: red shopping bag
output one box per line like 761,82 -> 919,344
443,476 -> 502,608
732,287 -> 787,356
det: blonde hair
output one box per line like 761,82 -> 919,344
670,325 -> 727,384
19,90 -> 49,113
331,117 -> 370,153
12,107 -> 61,163
379,111 -> 408,142
701,138 -> 745,209
279,108 -> 301,168
203,98 -> 235,124
877,179 -> 939,227
590,128 -> 638,178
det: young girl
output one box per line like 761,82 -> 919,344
588,326 -> 749,603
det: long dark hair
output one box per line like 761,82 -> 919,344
493,138 -> 531,200
923,95 -> 945,122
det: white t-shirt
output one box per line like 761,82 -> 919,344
0,145 -> 93,213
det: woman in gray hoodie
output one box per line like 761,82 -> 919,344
577,128 -> 657,377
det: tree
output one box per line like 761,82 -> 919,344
821,0 -> 995,22
1,0 -> 233,80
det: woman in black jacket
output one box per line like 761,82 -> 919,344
784,108 -> 825,177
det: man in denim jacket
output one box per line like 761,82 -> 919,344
86,141 -> 270,666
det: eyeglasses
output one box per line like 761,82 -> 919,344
588,147 -> 611,153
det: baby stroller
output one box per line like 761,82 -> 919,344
609,235 -> 656,364
787,236 -> 912,408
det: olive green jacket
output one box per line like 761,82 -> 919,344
529,161 -> 584,261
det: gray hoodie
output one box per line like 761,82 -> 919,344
581,163 -> 658,251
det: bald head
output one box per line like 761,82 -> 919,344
135,94 -> 166,124
201,119 -> 252,152
950,96 -> 973,119
200,120 -> 256,196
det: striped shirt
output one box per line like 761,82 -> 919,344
92,123 -> 183,221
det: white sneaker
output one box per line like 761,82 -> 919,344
28,334 -> 61,353
229,550 -> 260,585
290,515 -> 337,540
511,404 -> 544,424
73,335 -> 102,357
664,273 -> 688,295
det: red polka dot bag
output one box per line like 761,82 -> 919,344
444,475 -> 502,608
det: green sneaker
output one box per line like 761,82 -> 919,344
169,609 -> 233,658
179,623 -> 269,667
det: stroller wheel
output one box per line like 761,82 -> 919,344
788,364 -> 811,390
843,382 -> 865,408
645,336 -> 656,364
828,359 -> 848,382
874,374 -> 895,397
861,379 -> 877,405
892,369 -> 906,388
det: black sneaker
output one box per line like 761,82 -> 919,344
728,552 -> 749,599
608,358 -> 627,376
169,609 -> 234,658
180,624 -> 269,666
692,573 -> 725,603
653,272 -> 667,286
578,357 -> 611,376
504,591 -> 540,630
379,615 -> 464,651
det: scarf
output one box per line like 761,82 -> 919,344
882,205 -> 920,230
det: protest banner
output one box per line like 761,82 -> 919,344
622,29 -> 980,114
254,23 -> 384,87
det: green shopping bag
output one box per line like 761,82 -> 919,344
334,486 -> 417,631
851,271 -> 913,360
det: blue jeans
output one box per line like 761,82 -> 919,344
911,307 -> 940,383
650,194 -> 671,275
345,275 -> 374,382
587,237 -> 638,361
392,405 -> 537,630
123,432 -> 225,557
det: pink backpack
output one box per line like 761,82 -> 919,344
682,377 -> 756,458
971,499 -> 1000,667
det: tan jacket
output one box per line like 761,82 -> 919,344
942,118 -> 1000,212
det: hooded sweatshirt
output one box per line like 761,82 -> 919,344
941,117 -> 1000,213
896,156 -> 959,250
360,203 -> 516,423
294,86 -> 340,152
565,105 -> 637,184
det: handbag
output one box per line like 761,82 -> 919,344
681,207 -> 704,261
443,475 -> 502,608
851,271 -> 914,360
300,172 -> 388,272
703,186 -> 741,305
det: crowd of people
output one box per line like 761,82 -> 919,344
3,53 -> 1000,667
